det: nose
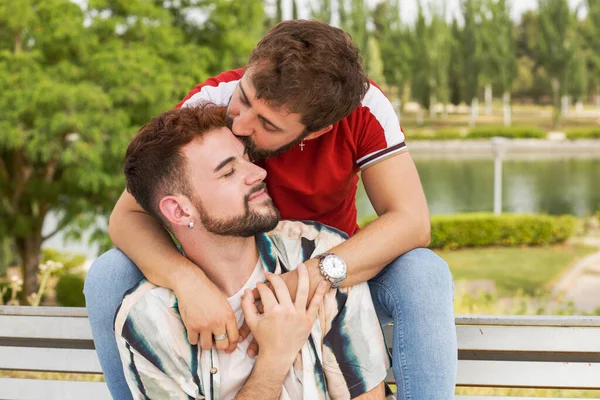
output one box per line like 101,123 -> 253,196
232,110 -> 253,137
245,162 -> 267,186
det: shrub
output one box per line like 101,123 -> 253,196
409,129 -> 464,141
0,281 -> 10,304
55,274 -> 86,307
467,126 -> 546,139
41,248 -> 86,275
359,213 -> 577,250
565,128 -> 600,140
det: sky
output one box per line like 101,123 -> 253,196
281,0 -> 587,24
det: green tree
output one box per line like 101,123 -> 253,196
372,0 -> 413,106
487,0 -> 517,126
311,0 -> 332,23
448,18 -> 464,105
179,0 -> 266,74
584,0 -> 600,111
0,0 -> 209,299
461,0 -> 483,126
409,1 -> 451,118
536,0 -> 577,128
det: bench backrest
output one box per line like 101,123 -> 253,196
0,306 -> 109,400
3,306 -> 600,399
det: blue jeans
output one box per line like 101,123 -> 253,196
84,247 -> 456,399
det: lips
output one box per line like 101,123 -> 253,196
248,189 -> 267,202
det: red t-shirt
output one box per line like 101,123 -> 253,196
177,69 -> 406,237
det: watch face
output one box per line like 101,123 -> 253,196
322,255 -> 346,280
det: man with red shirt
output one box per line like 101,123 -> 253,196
85,20 -> 457,399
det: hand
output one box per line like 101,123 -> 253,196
239,260 -> 330,357
241,263 -> 329,367
174,269 -> 239,353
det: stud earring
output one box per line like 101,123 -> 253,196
188,221 -> 194,229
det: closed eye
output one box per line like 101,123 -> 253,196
223,169 -> 235,178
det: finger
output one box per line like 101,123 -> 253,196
225,317 -> 240,354
265,273 -> 293,307
306,281 -> 328,323
256,282 -> 278,310
256,300 -> 264,314
239,320 -> 251,340
241,289 -> 259,327
247,337 -> 259,358
200,330 -> 213,351
213,331 -> 229,351
187,329 -> 199,346
251,287 -> 261,301
294,263 -> 309,312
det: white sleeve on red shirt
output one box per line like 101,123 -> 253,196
355,84 -> 407,170
176,69 -> 244,109
182,79 -> 239,108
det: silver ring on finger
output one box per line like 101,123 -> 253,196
214,333 -> 228,341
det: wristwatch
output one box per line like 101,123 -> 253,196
317,253 -> 347,288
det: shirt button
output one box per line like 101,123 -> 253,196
210,367 -> 218,374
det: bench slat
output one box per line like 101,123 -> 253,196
458,325 -> 600,353
0,346 -> 102,373
0,315 -> 94,341
457,360 -> 600,389
0,306 -> 88,318
0,378 -> 109,400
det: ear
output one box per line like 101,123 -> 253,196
158,196 -> 193,228
304,124 -> 333,141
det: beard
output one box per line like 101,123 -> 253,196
238,134 -> 306,161
225,114 -> 307,161
192,183 -> 280,237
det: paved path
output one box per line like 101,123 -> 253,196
552,241 -> 600,313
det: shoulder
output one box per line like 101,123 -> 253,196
177,68 -> 244,108
263,220 -> 348,267
114,279 -> 180,336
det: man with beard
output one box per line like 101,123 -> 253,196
86,19 -> 456,399
116,104 -> 391,399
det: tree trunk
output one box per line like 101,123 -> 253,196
552,78 -> 561,129
430,94 -> 437,120
15,233 -> 43,302
15,34 -> 22,54
503,91 -> 511,127
416,107 -> 424,126
485,84 -> 492,116
469,97 -> 479,127
596,85 -> 600,116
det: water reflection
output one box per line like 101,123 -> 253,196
357,158 -> 600,220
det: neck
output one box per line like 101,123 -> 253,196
177,231 -> 259,297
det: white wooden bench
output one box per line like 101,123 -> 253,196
2,306 -> 600,399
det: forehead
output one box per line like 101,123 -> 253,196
182,127 -> 243,172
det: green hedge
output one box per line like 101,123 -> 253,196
565,128 -> 600,140
360,213 -> 576,250
467,126 -> 546,139
55,274 -> 86,307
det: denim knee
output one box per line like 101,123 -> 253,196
84,248 -> 143,314
372,248 -> 453,299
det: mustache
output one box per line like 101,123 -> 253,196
244,183 -> 268,202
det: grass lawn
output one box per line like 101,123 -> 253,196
436,243 -> 598,296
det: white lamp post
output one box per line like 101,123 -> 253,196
490,137 -> 509,215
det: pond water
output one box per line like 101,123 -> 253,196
357,157 -> 600,221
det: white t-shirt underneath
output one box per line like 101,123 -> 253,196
217,260 -> 304,400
